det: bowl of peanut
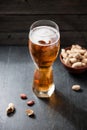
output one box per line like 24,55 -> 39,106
60,44 -> 87,73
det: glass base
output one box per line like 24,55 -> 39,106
33,83 -> 55,98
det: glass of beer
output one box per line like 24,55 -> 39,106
28,20 -> 60,98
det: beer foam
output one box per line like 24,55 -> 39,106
29,26 -> 60,45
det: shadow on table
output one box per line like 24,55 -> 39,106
69,70 -> 87,84
40,89 -> 87,130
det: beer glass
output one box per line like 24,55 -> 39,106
28,20 -> 60,98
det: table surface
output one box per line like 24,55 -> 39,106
0,46 -> 87,130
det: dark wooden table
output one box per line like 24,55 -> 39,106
0,0 -> 87,129
0,46 -> 87,130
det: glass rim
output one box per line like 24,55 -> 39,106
29,20 -> 60,45
30,19 -> 59,32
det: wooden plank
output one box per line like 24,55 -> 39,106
0,0 -> 87,14
0,32 -> 28,45
61,31 -> 87,48
0,46 -> 87,130
0,32 -> 87,46
0,15 -> 87,32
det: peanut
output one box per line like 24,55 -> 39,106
26,109 -> 34,116
72,44 -> 82,49
61,49 -> 65,53
61,52 -> 68,58
20,94 -> 27,99
68,53 -> 74,58
64,58 -> 71,66
66,50 -> 71,54
79,49 -> 86,55
6,103 -> 15,114
72,62 -> 82,68
27,100 -> 35,106
84,52 -> 87,58
72,85 -> 81,91
74,53 -> 82,59
82,58 -> 87,64
61,44 -> 87,68
69,58 -> 77,64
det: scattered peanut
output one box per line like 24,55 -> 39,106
27,100 -> 35,106
6,103 -> 15,114
25,109 -> 34,116
20,94 -> 27,99
72,85 -> 81,91
61,44 -> 87,68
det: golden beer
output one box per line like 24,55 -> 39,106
28,21 -> 60,98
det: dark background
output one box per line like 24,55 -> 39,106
0,0 -> 87,47
0,0 -> 87,130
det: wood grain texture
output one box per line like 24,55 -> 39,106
0,14 -> 87,32
0,0 -> 87,45
0,1 -> 87,130
0,46 -> 86,130
0,0 -> 87,14
0,32 -> 87,46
